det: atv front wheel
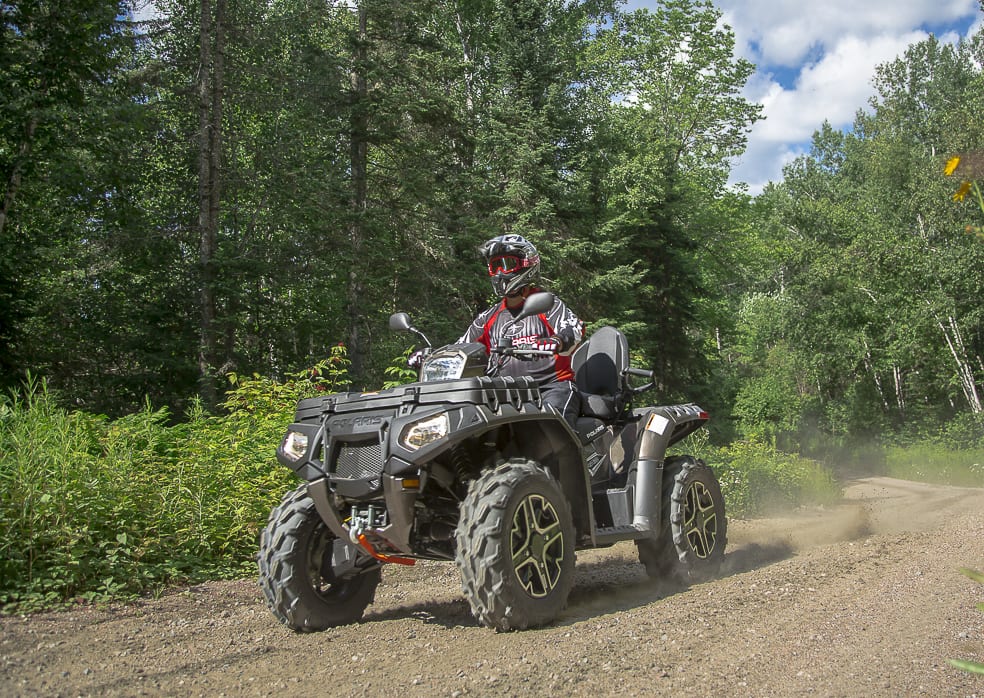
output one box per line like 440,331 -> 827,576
258,485 -> 381,631
636,456 -> 727,581
455,459 -> 575,631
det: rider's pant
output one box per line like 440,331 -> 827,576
540,380 -> 581,429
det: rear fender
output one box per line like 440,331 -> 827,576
630,404 -> 709,530
635,404 -> 709,461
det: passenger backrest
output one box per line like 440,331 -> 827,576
571,326 -> 628,397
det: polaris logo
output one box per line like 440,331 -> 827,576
587,424 -> 606,439
332,415 -> 383,429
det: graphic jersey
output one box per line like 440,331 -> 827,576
458,293 -> 584,385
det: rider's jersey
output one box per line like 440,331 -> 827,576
457,292 -> 584,385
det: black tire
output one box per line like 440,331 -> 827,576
454,459 -> 576,631
258,485 -> 381,631
636,456 -> 727,581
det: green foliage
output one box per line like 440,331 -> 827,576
668,431 -> 840,518
705,439 -> 841,519
883,444 -> 984,487
2,0 -> 768,422
0,355 -> 342,612
382,347 -> 419,389
720,32 -> 984,452
948,567 -> 984,675
1,0 -> 142,396
572,0 -> 762,403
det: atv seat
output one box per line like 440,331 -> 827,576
571,326 -> 628,421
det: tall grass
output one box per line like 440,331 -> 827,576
0,356 -> 347,613
883,443 -> 984,487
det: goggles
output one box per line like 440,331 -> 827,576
488,254 -> 536,276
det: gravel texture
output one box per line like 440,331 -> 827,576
2,476 -> 983,697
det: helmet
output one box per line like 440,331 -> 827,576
481,234 -> 540,297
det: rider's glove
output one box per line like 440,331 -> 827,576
407,349 -> 427,369
533,337 -> 562,354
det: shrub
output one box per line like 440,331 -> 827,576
703,438 -> 841,518
0,356 -> 342,613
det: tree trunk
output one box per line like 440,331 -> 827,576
346,3 -> 369,381
893,365 -> 905,417
930,303 -> 983,415
197,0 -> 225,406
454,3 -> 475,116
861,338 -> 890,412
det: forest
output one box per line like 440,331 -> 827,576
1,0 -> 982,606
2,0 -> 982,446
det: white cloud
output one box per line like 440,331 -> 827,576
131,0 -> 160,24
625,0 -> 980,194
756,32 -> 927,143
721,1 -> 977,193
730,33 -> 925,193
715,0 -> 977,67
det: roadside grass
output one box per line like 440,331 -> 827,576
949,567 -> 984,675
696,435 -> 984,520
883,443 -> 984,488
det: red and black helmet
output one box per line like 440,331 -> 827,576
480,234 -> 541,297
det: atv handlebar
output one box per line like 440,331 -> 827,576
624,366 -> 655,394
500,347 -> 556,360
485,344 -> 557,376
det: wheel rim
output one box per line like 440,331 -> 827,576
683,481 -> 719,559
510,493 -> 566,598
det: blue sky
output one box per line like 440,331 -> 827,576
629,0 -> 983,194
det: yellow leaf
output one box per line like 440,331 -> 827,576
953,180 -> 972,201
944,156 -> 961,176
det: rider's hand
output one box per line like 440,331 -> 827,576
533,337 -> 562,354
407,349 -> 427,369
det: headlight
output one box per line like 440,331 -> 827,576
421,350 -> 467,381
400,413 -> 450,450
281,430 -> 309,462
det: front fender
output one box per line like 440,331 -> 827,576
388,402 -> 592,536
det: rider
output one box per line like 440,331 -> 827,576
458,234 -> 583,427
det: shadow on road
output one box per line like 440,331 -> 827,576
362,538 -> 798,631
559,540 -> 795,625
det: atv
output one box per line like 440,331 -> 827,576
258,292 -> 727,632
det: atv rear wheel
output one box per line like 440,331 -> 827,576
258,485 -> 381,631
455,459 -> 575,631
636,456 -> 727,581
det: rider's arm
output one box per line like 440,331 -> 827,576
549,299 -> 584,354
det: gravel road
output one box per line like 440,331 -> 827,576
2,476 -> 983,697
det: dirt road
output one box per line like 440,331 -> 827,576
2,476 -> 983,697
